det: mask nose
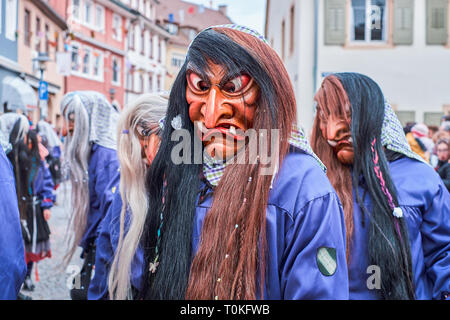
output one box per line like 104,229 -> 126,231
326,117 -> 350,141
202,87 -> 233,129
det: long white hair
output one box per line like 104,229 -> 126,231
108,93 -> 168,299
60,93 -> 91,266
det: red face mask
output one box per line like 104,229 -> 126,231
138,132 -> 161,166
186,62 -> 259,160
318,106 -> 354,165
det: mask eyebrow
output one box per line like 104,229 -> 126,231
186,62 -> 211,80
218,71 -> 247,88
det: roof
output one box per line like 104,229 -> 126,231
29,0 -> 68,30
155,0 -> 232,31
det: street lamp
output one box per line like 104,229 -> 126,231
32,52 -> 50,120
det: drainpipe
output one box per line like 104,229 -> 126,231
313,0 -> 319,95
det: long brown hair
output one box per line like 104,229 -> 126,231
311,75 -> 354,261
185,27 -> 297,300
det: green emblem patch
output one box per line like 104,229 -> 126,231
316,247 -> 337,276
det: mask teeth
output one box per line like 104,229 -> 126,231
229,125 -> 236,135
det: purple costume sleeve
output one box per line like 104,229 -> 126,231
0,147 -> 27,299
80,144 -> 120,252
35,161 -> 55,209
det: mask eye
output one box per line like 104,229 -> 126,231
188,72 -> 209,91
222,74 -> 251,93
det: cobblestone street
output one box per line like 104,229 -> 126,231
19,183 -> 83,300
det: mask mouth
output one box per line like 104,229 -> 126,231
197,122 -> 246,143
328,136 -> 353,151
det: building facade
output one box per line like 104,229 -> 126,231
155,0 -> 232,91
119,0 -> 171,106
0,0 -> 38,116
48,0 -> 136,110
266,0 -> 450,136
17,0 -> 68,124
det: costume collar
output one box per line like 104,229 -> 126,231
381,103 -> 427,164
203,124 -> 326,187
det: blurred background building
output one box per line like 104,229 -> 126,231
266,0 -> 450,136
0,0 -> 37,119
0,0 -> 233,130
155,0 -> 232,90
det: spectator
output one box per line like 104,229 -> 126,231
428,125 -> 439,139
406,123 -> 431,162
435,139 -> 450,191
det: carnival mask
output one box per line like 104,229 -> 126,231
136,124 -> 161,166
62,112 -> 75,137
186,61 -> 259,160
318,104 -> 354,165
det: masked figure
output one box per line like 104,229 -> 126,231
5,117 -> 55,293
0,128 -> 27,299
36,120 -> 62,189
311,73 -> 450,300
60,91 -> 120,300
125,25 -> 349,300
87,94 -> 168,300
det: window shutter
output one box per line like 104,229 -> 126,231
393,0 -> 415,45
427,0 -> 448,45
324,0 -> 347,45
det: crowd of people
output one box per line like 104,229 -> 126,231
403,118 -> 450,191
0,24 -> 448,301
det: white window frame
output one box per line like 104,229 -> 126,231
349,0 -> 388,44
95,4 -> 105,32
84,0 -> 94,27
112,56 -> 121,86
71,43 -> 80,72
82,47 -> 91,75
92,50 -> 104,81
5,0 -> 18,41
71,0 -> 81,22
112,13 -> 122,41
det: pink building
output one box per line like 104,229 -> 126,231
17,0 -> 68,125
48,0 -> 135,110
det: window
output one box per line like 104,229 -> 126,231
95,5 -> 105,31
157,75 -> 161,91
127,71 -> 133,91
145,0 -> 151,18
149,32 -> 153,58
83,48 -> 91,74
84,0 -> 93,25
35,17 -> 41,52
135,73 -> 143,93
149,73 -> 153,92
166,23 -> 178,35
72,0 -> 81,20
128,25 -> 135,50
5,0 -> 18,41
141,30 -> 145,54
113,14 -> 122,41
171,54 -> 185,68
93,51 -> 102,78
24,9 -> 31,46
189,29 -> 197,40
351,0 -> 387,42
157,37 -> 161,62
71,45 -> 79,71
112,57 -> 120,85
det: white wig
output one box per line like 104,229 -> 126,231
60,91 -> 119,266
108,93 -> 168,299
